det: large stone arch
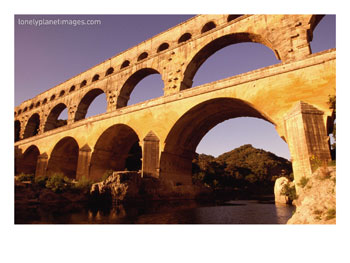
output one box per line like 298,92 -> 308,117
47,136 -> 79,179
160,98 -> 276,185
74,88 -> 107,121
89,124 -> 142,181
44,103 -> 68,132
16,145 -> 40,175
116,68 -> 163,108
23,113 -> 40,139
180,32 -> 279,90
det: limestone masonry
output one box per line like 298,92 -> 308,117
15,15 -> 335,193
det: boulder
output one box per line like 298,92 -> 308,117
274,176 -> 292,205
90,171 -> 141,203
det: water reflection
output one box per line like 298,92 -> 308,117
15,199 -> 294,224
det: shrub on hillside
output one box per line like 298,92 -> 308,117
298,176 -> 310,188
280,184 -> 297,202
17,173 -> 34,182
34,175 -> 48,187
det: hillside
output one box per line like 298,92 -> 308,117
192,144 -> 292,194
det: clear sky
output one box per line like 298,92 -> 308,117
14,14 -> 335,160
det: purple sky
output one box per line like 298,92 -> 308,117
15,15 -> 335,159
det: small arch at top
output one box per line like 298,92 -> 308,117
80,80 -> 87,88
227,14 -> 243,22
178,33 -> 192,44
121,60 -> 130,69
157,43 -> 170,53
92,74 -> 100,82
69,86 -> 76,93
201,21 -> 216,34
105,67 -> 114,76
138,52 -> 148,61
59,90 -> 65,97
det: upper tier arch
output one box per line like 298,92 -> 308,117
180,32 -> 278,90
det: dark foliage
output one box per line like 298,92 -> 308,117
192,144 -> 293,193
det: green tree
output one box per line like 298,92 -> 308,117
192,144 -> 292,191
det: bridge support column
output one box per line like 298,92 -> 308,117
107,91 -> 118,111
76,144 -> 92,180
68,105 -> 77,124
142,131 -> 160,178
35,153 -> 48,178
284,101 -> 331,191
159,151 -> 193,185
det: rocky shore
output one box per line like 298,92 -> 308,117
15,171 -> 212,208
287,166 -> 336,224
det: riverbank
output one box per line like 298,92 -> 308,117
287,166 -> 336,224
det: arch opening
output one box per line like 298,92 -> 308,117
192,42 -> 280,87
47,137 -> 79,179
106,67 -> 114,76
178,33 -> 191,43
309,15 -> 336,54
194,118 -> 291,191
23,113 -> 40,139
160,98 -> 282,185
15,120 -> 21,142
69,86 -> 76,93
181,33 -> 279,90
80,80 -> 87,88
117,68 -> 163,108
75,88 -> 107,121
227,15 -> 242,22
138,52 -> 148,61
89,124 -> 141,181
92,74 -> 100,82
157,42 -> 169,53
121,60 -> 130,69
16,145 -> 40,176
44,103 -> 68,132
201,21 -> 216,34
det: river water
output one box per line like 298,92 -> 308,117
15,198 -> 294,224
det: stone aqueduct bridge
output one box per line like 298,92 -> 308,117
15,14 -> 335,190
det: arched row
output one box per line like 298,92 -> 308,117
15,15 -> 329,141
16,14 -> 327,118
14,15 -> 245,117
16,97 -> 277,186
15,95 -> 333,189
15,124 -> 157,181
